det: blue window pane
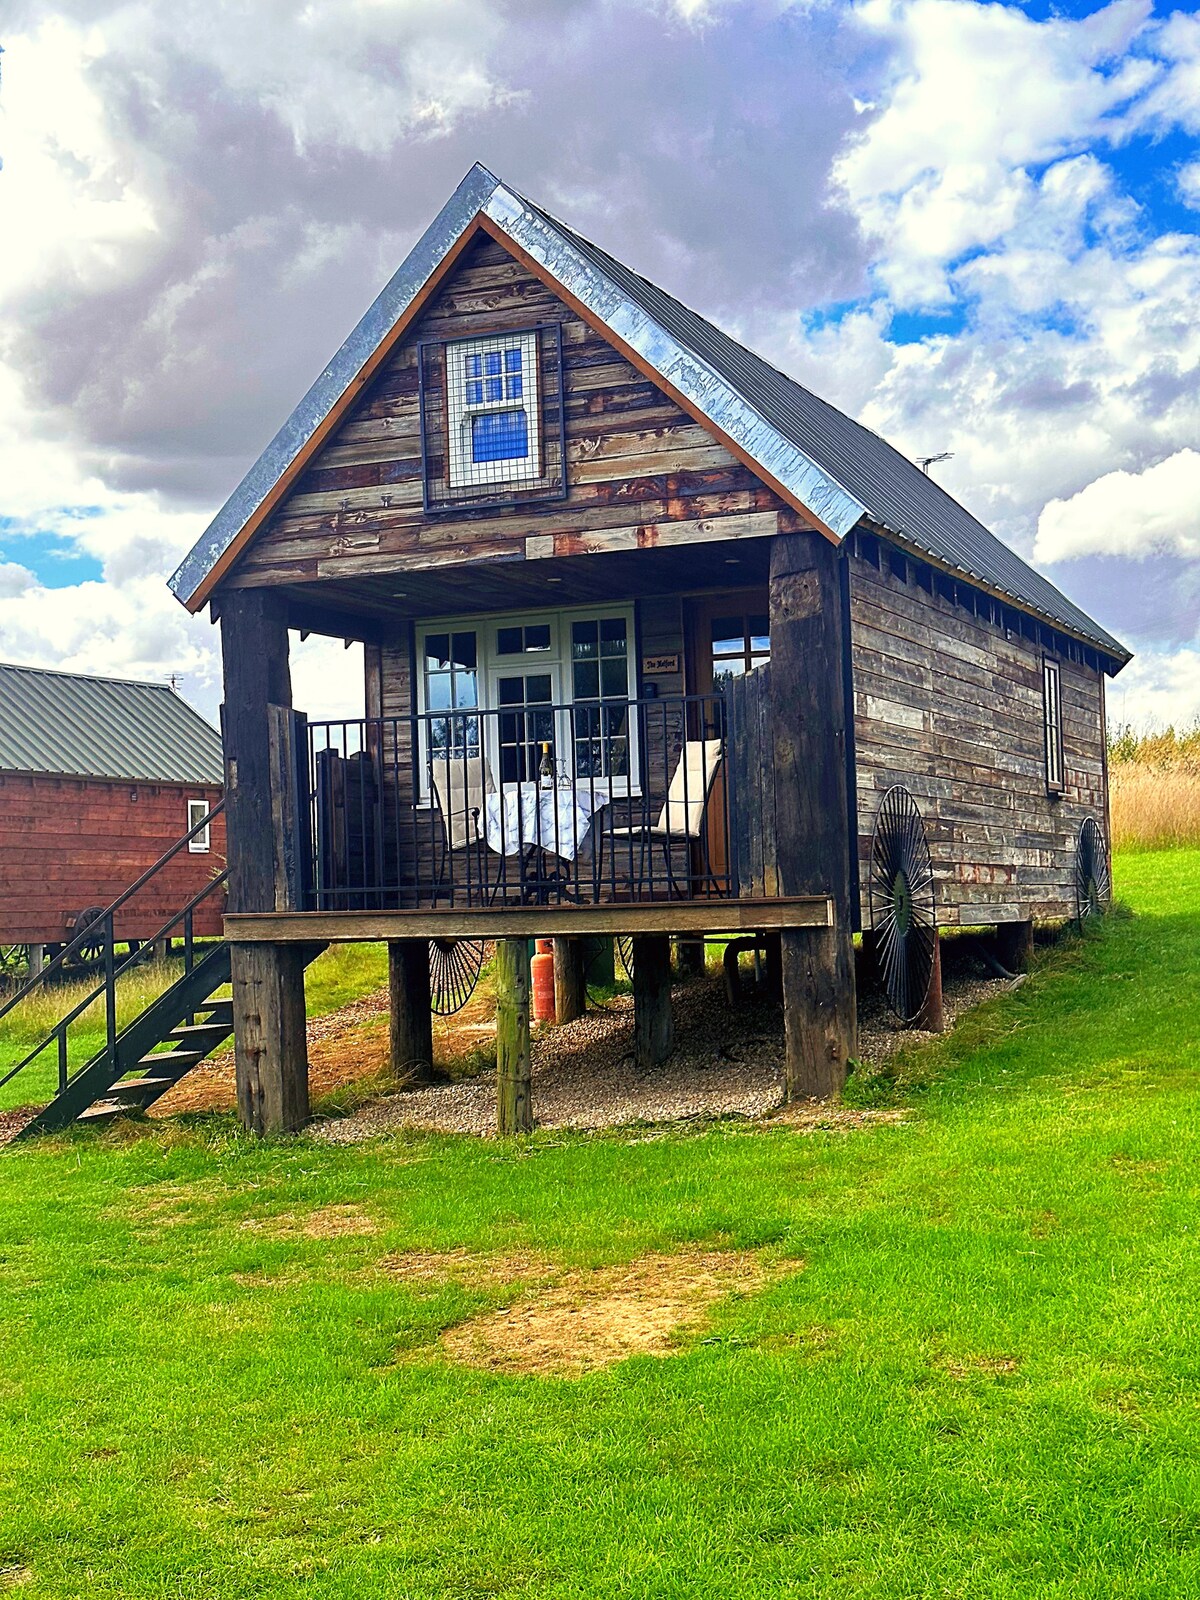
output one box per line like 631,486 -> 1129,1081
465,380 -> 483,405
504,348 -> 522,372
485,376 -> 503,402
472,409 -> 529,463
466,354 -> 482,378
484,351 -> 502,376
506,374 -> 523,400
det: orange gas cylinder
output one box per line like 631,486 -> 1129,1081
531,938 -> 556,1023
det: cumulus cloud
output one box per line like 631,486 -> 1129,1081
1035,450 -> 1200,564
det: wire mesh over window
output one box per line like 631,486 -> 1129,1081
419,323 -> 567,514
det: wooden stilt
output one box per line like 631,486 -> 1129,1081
553,937 -> 587,1025
916,929 -> 946,1033
27,944 -> 44,977
675,938 -> 705,979
495,937 -> 532,1135
781,927 -> 854,1101
231,942 -> 311,1134
388,939 -> 434,1084
632,933 -> 674,1070
994,919 -> 1034,975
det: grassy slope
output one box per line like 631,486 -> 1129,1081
0,943 -> 388,1112
0,853 -> 1196,1596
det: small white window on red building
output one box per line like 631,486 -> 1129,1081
187,798 -> 212,852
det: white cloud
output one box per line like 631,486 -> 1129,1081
1178,159 -> 1200,209
1035,450 -> 1200,563
835,0 -> 1156,304
1108,645 -> 1200,731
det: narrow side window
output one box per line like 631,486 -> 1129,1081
187,798 -> 212,852
1043,658 -> 1064,795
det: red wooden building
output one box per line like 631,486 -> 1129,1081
0,663 -> 225,965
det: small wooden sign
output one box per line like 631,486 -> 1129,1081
642,653 -> 680,675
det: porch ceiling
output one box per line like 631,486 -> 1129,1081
255,538 -> 773,642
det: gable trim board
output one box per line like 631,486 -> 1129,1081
169,162 -> 1129,672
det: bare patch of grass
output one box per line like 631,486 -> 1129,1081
239,1203 -> 380,1239
373,1248 -> 558,1286
936,1352 -> 1021,1380
434,1250 -> 781,1376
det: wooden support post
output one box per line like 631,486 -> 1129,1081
781,927 -> 849,1102
632,933 -> 674,1071
219,592 -> 312,1133
231,942 -> 311,1134
26,945 -> 44,977
994,919 -> 1034,975
553,937 -> 587,1025
675,938 -> 705,979
388,940 -> 434,1084
495,937 -> 532,1135
916,929 -> 946,1033
770,532 -> 858,1098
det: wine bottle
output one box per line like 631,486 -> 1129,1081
538,741 -> 554,790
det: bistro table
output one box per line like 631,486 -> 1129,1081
484,779 -> 611,901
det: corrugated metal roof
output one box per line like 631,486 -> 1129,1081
169,162 -> 1129,666
0,663 -> 224,785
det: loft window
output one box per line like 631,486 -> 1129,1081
187,799 -> 211,852
1043,657 -> 1064,795
445,331 -> 541,490
419,324 -> 566,513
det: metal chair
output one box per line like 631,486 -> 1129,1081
608,737 -> 725,898
429,753 -> 498,905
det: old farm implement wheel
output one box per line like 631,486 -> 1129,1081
615,934 -> 634,981
1075,816 -> 1111,923
428,938 -> 489,1015
68,907 -> 109,966
868,786 -> 937,1023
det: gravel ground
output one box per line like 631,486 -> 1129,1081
310,954 -> 1013,1144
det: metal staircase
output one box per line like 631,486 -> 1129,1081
0,804 -> 237,1140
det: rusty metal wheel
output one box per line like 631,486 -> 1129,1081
428,938 -> 490,1015
1075,816 -> 1111,923
868,786 -> 937,1023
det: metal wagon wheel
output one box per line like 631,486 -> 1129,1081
68,906 -> 109,965
0,945 -> 28,978
615,934 -> 634,981
1074,816 -> 1111,923
428,938 -> 490,1015
868,785 -> 937,1023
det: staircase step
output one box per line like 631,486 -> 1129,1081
134,1049 -> 206,1073
110,1076 -> 177,1099
201,999 -> 234,1022
167,1021 -> 231,1041
76,1103 -> 127,1123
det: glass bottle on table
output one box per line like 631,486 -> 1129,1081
538,741 -> 555,791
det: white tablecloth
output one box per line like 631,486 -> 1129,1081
484,781 -> 611,862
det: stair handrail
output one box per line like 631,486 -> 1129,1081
0,865 -> 229,1099
0,799 -> 226,1027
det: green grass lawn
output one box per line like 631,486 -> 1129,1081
0,852 -> 1197,1596
0,943 -> 389,1112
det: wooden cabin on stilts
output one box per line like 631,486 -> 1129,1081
168,164 -> 1129,1137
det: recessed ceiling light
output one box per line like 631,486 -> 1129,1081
724,557 -> 740,566
546,575 -> 563,583
392,591 -> 408,598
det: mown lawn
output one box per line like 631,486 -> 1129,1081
0,851 -> 1197,1597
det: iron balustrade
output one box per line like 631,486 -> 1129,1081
0,802 -> 228,1101
305,694 -> 733,911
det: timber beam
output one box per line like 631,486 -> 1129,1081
224,897 -> 833,945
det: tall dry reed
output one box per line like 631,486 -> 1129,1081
1109,722 -> 1200,853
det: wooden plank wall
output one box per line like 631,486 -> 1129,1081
228,233 -> 795,592
0,775 -> 226,943
849,551 -> 1109,926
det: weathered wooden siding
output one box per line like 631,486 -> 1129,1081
849,551 -> 1108,925
0,775 -> 226,943
228,233 -> 800,591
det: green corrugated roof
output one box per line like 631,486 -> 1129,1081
0,663 -> 224,785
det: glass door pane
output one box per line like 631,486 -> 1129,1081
496,671 -> 555,785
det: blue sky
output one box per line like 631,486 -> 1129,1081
0,0 -> 1198,725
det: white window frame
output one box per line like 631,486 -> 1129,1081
1043,656 -> 1065,795
187,798 -> 212,852
446,330 -> 541,490
415,603 -> 640,802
